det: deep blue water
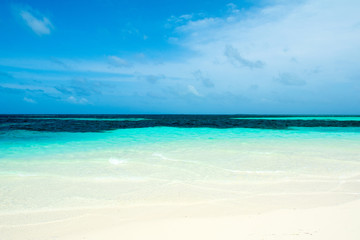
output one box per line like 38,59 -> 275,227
1,114 -> 360,132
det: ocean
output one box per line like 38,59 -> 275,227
1,115 -> 360,214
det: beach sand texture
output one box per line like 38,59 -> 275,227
1,200 -> 360,240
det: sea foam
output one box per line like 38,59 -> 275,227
108,157 -> 127,165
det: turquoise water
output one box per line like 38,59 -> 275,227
1,117 -> 360,213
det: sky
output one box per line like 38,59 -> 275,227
0,0 -> 360,114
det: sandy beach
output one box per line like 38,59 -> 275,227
1,199 -> 360,240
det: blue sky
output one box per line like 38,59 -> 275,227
0,0 -> 360,114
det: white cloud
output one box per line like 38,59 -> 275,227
23,97 -> 36,103
160,0 -> 360,102
176,17 -> 221,33
226,3 -> 240,14
166,14 -> 193,27
108,56 -> 131,68
66,96 -> 88,104
187,85 -> 202,97
18,7 -> 53,36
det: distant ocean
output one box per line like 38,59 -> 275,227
1,115 -> 360,213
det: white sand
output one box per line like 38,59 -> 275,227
1,199 -> 360,240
